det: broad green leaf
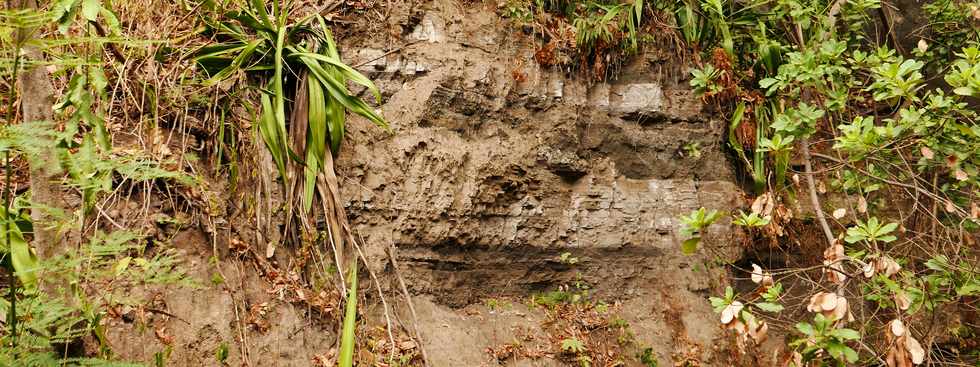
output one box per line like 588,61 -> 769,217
271,26 -> 289,180
89,66 -> 108,97
728,102 -> 751,166
306,76 -> 329,160
795,322 -> 815,336
59,0 -> 79,12
1,208 -> 39,289
114,256 -> 132,275
326,92 -> 346,154
99,7 -> 121,34
51,0 -> 76,25
705,209 -> 722,224
257,93 -> 286,178
879,222 -> 899,235
759,77 -> 778,89
830,328 -> 861,340
56,1 -> 81,33
763,283 -> 783,302
842,346 -> 859,363
956,281 -> 980,296
304,76 -> 328,212
953,86 -> 975,96
54,72 -> 87,111
878,235 -> 897,243
81,0 -> 101,21
826,341 -> 857,362
681,237 -> 700,255
755,302 -> 784,313
78,99 -> 111,151
709,296 -> 727,312
320,51 -> 348,155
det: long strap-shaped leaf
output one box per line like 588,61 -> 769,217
200,39 -> 262,87
296,54 -> 387,130
304,75 -> 327,212
250,0 -> 274,31
259,24 -> 290,186
257,93 -> 286,178
287,50 -> 383,104
273,25 -> 287,150
315,27 -> 349,155
337,261 -> 358,367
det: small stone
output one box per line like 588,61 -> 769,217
610,83 -> 664,115
408,14 -> 446,43
537,147 -> 587,179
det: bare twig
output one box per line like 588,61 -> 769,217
352,40 -> 423,68
792,0 -> 852,248
144,307 -> 192,325
352,237 -> 397,363
810,152 -> 970,218
232,262 -> 253,367
88,20 -> 126,64
386,242 -> 431,367
801,137 -> 837,246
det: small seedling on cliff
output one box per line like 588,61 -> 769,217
678,208 -> 721,254
485,298 -> 513,312
215,343 -> 229,364
559,337 -> 592,367
732,211 -> 770,227
682,142 -> 702,158
690,65 -> 723,95
559,252 -> 579,264
637,347 -> 659,367
561,337 -> 586,353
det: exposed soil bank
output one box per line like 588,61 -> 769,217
104,1 -> 753,365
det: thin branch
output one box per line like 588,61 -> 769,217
352,238 -> 397,364
88,20 -> 126,64
352,40 -> 423,68
809,152 -> 970,218
387,242 -> 431,367
801,137 -> 837,245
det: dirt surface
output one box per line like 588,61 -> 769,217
99,1 -> 757,366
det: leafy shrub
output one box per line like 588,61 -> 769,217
671,0 -> 980,363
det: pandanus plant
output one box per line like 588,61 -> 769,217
194,0 -> 386,256
194,2 -> 383,365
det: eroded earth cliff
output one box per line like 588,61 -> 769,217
105,1 -> 752,366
